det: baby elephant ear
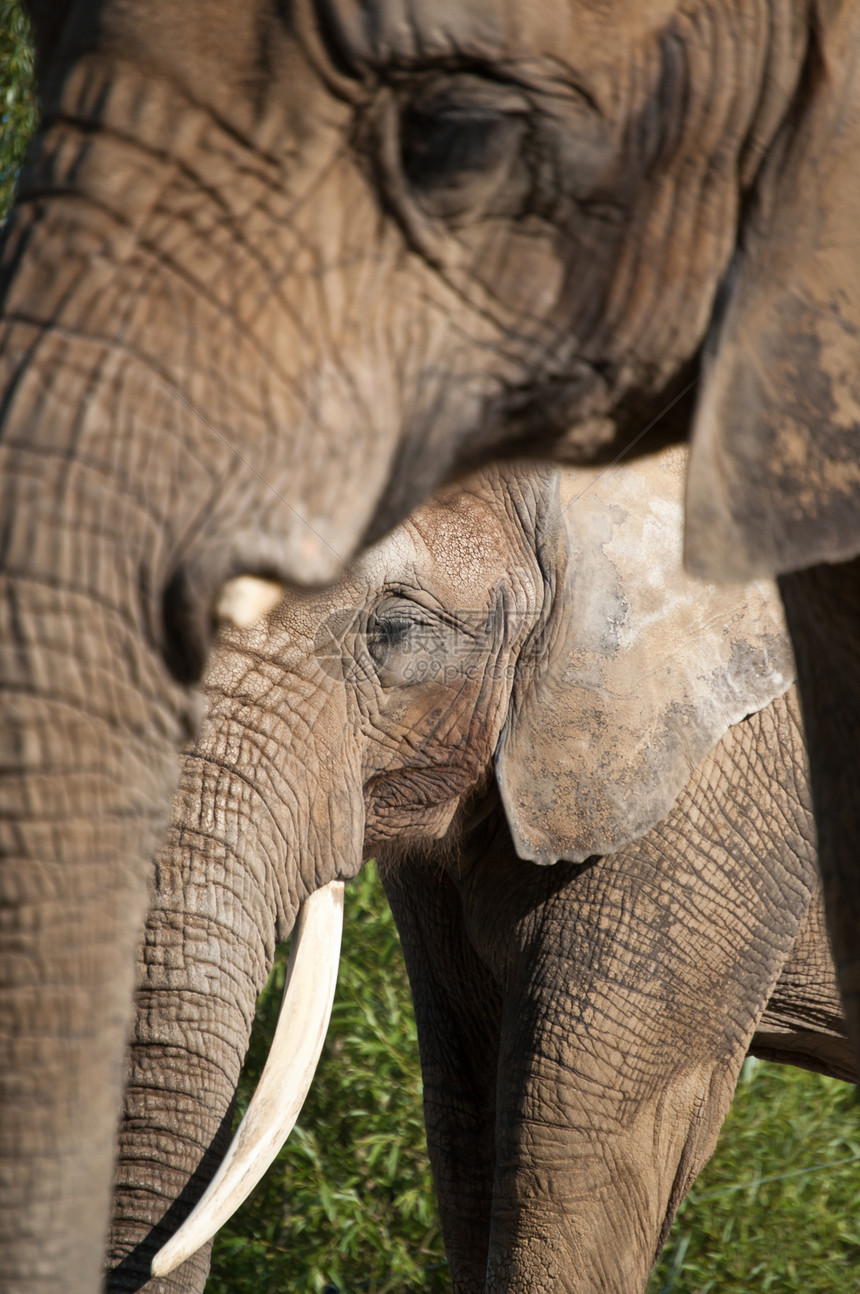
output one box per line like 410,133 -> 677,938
686,1 -> 860,580
494,447 -> 794,865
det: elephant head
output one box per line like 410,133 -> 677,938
3,4 -> 859,1287
105,446 -> 807,1289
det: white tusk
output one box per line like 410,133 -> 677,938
151,880 -> 345,1277
215,576 -> 284,629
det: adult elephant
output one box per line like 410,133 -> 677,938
2,3 -> 859,1291
106,451 -> 851,1292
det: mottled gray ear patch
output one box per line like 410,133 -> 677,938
495,445 -> 794,865
685,2 -> 860,580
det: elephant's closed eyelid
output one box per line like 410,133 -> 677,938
373,605 -> 476,641
365,72 -> 535,224
368,615 -> 414,647
373,584 -> 451,615
367,605 -> 445,646
366,598 -> 424,654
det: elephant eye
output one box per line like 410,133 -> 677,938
367,613 -> 413,662
366,597 -> 458,687
396,75 -> 531,221
401,106 -> 522,187
386,70 -> 623,232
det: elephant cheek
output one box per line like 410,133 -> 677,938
364,780 -> 463,847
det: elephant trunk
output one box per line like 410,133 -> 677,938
107,761 -> 285,1292
107,635 -> 363,1292
151,880 -> 345,1278
0,507 -> 193,1290
0,126 -> 218,1286
0,44 -> 367,1287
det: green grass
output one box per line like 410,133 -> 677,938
0,1 -> 37,218
213,865 -> 860,1293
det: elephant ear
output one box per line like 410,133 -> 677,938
686,0 -> 860,580
494,447 -> 794,865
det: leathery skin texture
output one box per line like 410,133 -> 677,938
3,4 -> 860,1286
109,458 -> 847,1292
382,694 -> 849,1293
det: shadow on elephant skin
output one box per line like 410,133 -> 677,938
107,1104 -> 235,1291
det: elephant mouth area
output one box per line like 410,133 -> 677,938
363,762 -> 484,842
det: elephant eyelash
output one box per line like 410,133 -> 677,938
370,616 -> 413,644
366,614 -> 416,662
366,71 -> 537,226
400,103 -> 526,191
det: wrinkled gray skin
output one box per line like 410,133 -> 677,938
3,3 -> 860,1289
382,785 -> 848,1294
108,456 -> 851,1293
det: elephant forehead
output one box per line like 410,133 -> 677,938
363,0 -> 679,72
405,489 -> 514,602
330,485 -> 513,608
559,439 -> 685,502
231,479 -> 519,654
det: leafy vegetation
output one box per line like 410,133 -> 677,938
0,2 -> 36,218
648,1059 -> 860,1294
1,13 -> 859,1292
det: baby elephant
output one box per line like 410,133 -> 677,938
108,448 -> 851,1294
